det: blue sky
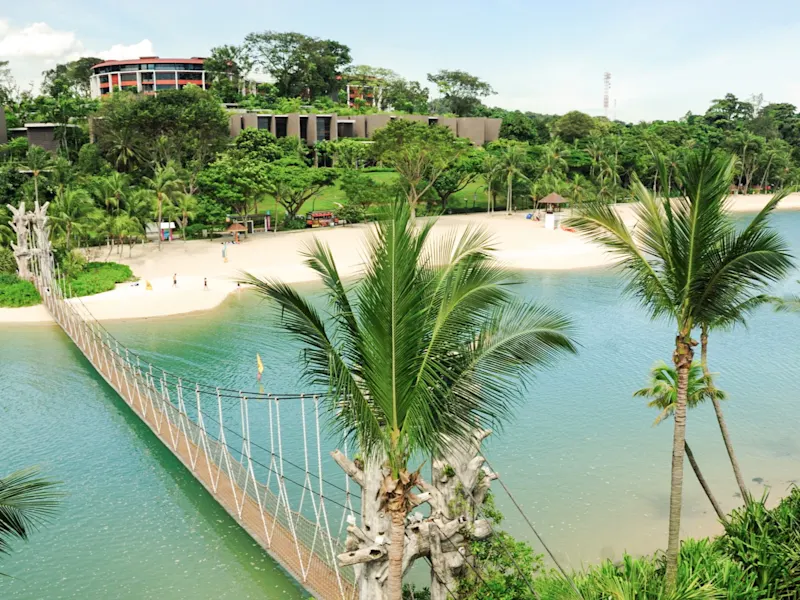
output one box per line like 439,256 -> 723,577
2,0 -> 800,121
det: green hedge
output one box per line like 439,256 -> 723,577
0,274 -> 41,307
63,262 -> 134,297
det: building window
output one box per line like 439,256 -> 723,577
177,72 -> 202,81
275,117 -> 288,138
120,73 -> 137,82
316,117 -> 331,142
300,117 -> 308,140
257,116 -> 272,130
156,83 -> 176,90
156,72 -> 176,81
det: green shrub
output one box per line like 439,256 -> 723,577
0,246 -> 16,274
62,262 -> 134,297
0,274 -> 41,307
60,249 -> 87,278
715,487 -> 800,598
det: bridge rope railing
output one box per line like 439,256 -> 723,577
21,210 -> 358,600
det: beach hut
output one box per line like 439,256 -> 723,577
539,193 -> 569,230
226,222 -> 246,243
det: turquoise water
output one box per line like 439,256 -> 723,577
2,212 -> 799,595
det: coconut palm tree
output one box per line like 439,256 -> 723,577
242,199 -> 576,600
481,152 -> 504,214
165,192 -> 198,243
18,146 -> 53,204
0,467 -> 62,564
567,148 -> 792,590
50,186 -> 96,250
143,163 -> 182,251
92,172 -> 128,216
495,141 -> 530,214
634,361 -> 728,522
568,174 -> 593,207
695,203 -> 795,505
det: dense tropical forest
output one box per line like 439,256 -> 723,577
2,29 -> 800,599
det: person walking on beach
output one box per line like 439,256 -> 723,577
204,277 -> 208,291
172,273 -> 177,288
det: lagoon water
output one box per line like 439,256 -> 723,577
2,212 -> 799,597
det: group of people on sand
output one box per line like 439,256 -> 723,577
172,273 -> 209,290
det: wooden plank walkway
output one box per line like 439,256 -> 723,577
42,287 -> 355,600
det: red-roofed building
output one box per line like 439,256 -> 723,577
90,57 -> 210,98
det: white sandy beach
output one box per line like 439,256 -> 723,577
2,193 -> 798,324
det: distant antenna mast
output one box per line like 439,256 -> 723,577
603,72 -> 611,119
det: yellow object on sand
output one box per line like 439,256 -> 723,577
146,280 -> 152,290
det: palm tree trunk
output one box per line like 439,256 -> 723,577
665,333 -> 692,591
684,441 -> 727,523
34,176 -> 39,204
157,195 -> 163,251
700,328 -> 750,503
388,506 -> 406,600
760,155 -> 773,191
506,174 -> 512,215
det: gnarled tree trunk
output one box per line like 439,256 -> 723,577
418,430 -> 495,600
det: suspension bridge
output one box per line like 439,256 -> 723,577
9,201 -> 359,600
8,201 -> 578,600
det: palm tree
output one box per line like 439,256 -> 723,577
143,164 -> 182,251
568,174 -> 593,206
495,141 -> 530,214
567,148 -> 792,590
50,186 -> 96,250
19,146 -> 53,204
0,467 -> 62,563
634,362 -> 728,522
92,172 -> 128,216
106,129 -> 142,172
242,199 -> 576,600
165,192 -> 198,244
481,152 -> 504,214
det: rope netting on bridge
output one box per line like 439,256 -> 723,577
9,201 -> 582,600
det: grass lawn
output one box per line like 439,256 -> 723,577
254,171 -> 498,221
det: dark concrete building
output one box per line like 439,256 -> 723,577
4,122 -> 73,153
229,112 -> 501,146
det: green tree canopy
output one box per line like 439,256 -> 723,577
552,111 -> 596,143
264,159 -> 337,219
427,69 -> 495,116
244,31 -> 351,98
371,119 -> 465,216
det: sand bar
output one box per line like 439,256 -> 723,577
2,193 -> 797,324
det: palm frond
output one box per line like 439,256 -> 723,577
0,467 -> 63,555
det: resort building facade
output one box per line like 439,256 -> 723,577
229,112 -> 502,146
90,57 -> 210,98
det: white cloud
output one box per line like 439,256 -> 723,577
0,18 -> 154,92
0,19 -> 81,58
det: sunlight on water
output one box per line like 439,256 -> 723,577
1,212 -> 799,594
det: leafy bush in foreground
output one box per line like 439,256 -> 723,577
715,487 -> 800,599
0,274 -> 41,307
